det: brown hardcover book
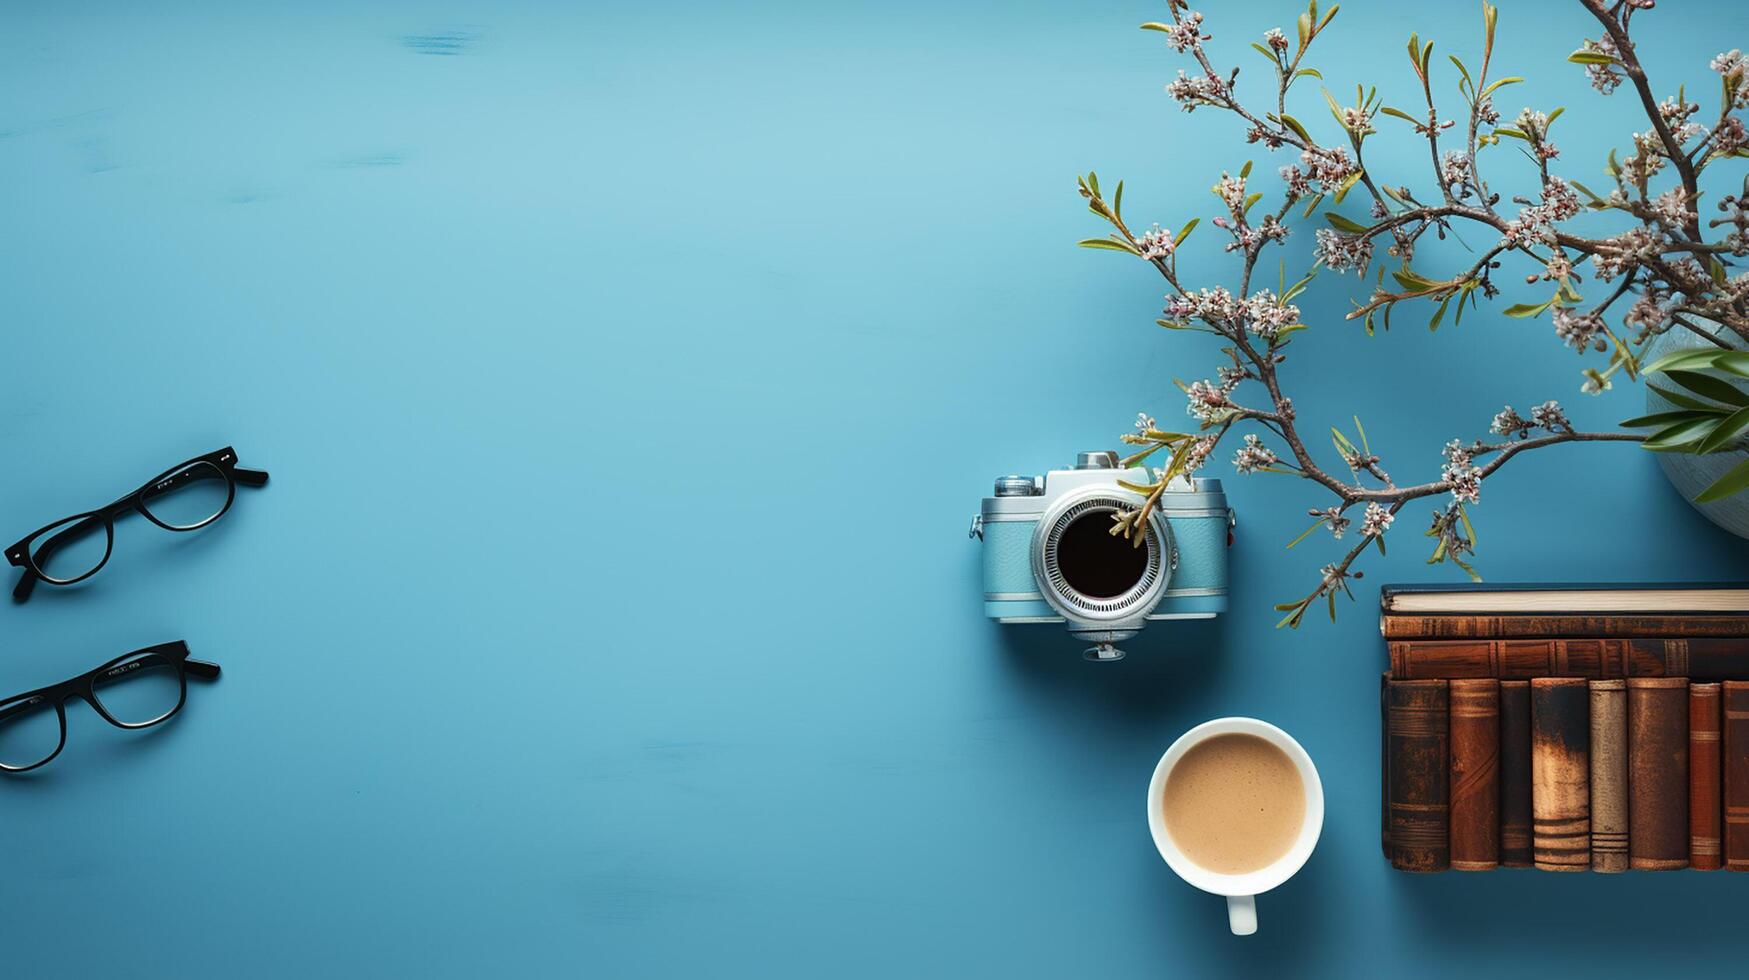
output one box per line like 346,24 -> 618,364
1530,678 -> 1589,871
1382,615 -> 1749,640
1722,681 -> 1749,871
1449,680 -> 1500,871
1387,637 -> 1749,680
1499,680 -> 1532,868
1380,672 -> 1390,861
1691,682 -> 1723,870
1588,680 -> 1629,873
1387,679 -> 1449,872
1628,678 -> 1689,870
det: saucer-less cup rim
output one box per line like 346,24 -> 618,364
1146,716 -> 1324,935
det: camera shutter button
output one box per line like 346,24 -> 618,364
993,475 -> 1040,496
1074,451 -> 1118,470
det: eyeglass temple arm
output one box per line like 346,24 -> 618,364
185,658 -> 221,679
232,466 -> 269,487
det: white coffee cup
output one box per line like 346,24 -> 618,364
1146,717 -> 1324,936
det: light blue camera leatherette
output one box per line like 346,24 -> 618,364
1164,514 -> 1227,593
981,520 -> 1038,595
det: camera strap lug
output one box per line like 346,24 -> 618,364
967,514 -> 984,540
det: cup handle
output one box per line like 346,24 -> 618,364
1226,895 -> 1257,936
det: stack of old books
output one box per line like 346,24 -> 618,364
1380,582 -> 1749,873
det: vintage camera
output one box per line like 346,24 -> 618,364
970,450 -> 1232,661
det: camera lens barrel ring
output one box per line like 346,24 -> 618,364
1029,488 -> 1175,624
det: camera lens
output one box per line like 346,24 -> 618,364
1056,510 -> 1151,599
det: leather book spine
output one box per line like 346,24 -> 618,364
1381,672 -> 1390,861
1588,680 -> 1629,873
1722,681 -> 1749,871
1499,680 -> 1532,868
1448,680 -> 1500,871
1381,614 -> 1749,640
1385,638 -> 1720,679
1387,679 -> 1449,872
1691,682 -> 1723,871
1628,678 -> 1690,870
1530,678 -> 1589,872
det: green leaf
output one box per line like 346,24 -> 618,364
1546,106 -> 1564,126
1285,520 -> 1323,549
1696,457 -> 1749,503
1448,55 -> 1472,89
1714,354 -> 1749,380
1113,180 -> 1123,220
1297,11 -> 1312,49
1282,269 -> 1317,303
1253,42 -> 1280,63
1567,50 -> 1617,66
1620,409 -> 1724,428
1502,300 -> 1552,318
1392,267 -> 1439,292
1140,22 -> 1172,33
1379,106 -> 1421,124
1278,113 -> 1312,143
1642,416 -> 1722,451
1353,414 -> 1370,455
1294,68 -> 1323,83
1078,238 -> 1139,253
1429,294 -> 1452,331
1481,76 -> 1524,96
1493,127 -> 1529,141
1173,218 -> 1199,247
1325,212 -> 1368,234
1649,383 -> 1727,412
1697,406 -> 1749,453
1643,348 -> 1738,375
1333,169 -> 1364,204
1665,369 -> 1749,407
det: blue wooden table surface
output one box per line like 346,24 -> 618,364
2,1 -> 1747,975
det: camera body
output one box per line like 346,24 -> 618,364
971,450 -> 1232,660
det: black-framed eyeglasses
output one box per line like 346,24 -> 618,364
5,446 -> 269,602
0,641 -> 219,772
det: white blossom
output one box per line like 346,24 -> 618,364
1164,12 -> 1206,52
1232,433 -> 1278,473
1360,502 -> 1395,537
1530,400 -> 1571,431
1442,440 -> 1482,504
1137,224 -> 1177,260
1314,228 -> 1374,274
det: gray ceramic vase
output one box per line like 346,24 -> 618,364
1645,329 -> 1749,539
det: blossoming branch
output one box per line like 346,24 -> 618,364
1073,0 -> 1749,625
